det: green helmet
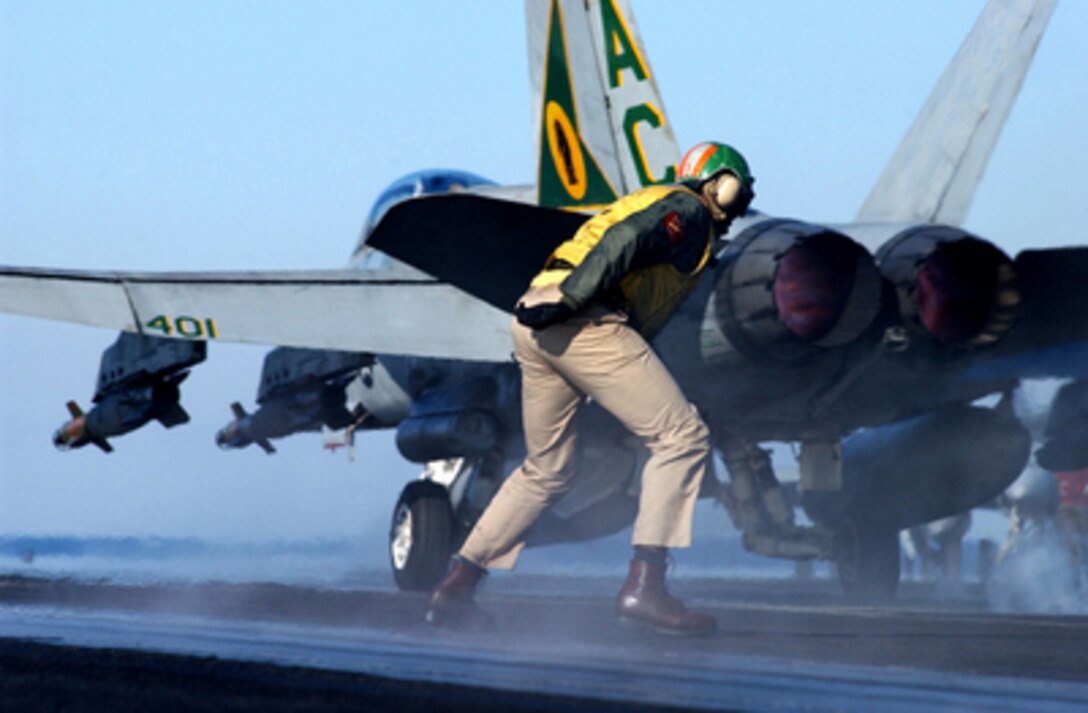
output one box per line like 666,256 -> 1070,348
678,142 -> 755,191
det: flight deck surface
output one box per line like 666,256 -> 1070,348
0,573 -> 1084,711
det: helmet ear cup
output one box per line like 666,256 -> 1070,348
712,174 -> 742,210
709,173 -> 753,217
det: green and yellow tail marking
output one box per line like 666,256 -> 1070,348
600,0 -> 648,88
538,0 -> 618,210
599,0 -> 675,187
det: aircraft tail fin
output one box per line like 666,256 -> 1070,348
856,0 -> 1056,226
526,0 -> 681,209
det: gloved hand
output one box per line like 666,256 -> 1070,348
515,301 -> 575,329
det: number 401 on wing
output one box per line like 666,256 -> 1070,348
145,315 -> 218,340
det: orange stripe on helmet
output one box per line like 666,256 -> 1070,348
678,142 -> 716,179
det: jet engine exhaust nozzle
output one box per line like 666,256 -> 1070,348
877,227 -> 1018,349
712,220 -> 882,363
774,235 -> 878,345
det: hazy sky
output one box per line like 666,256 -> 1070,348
1,1 -> 1085,547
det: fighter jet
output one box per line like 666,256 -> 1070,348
1,0 -> 1084,599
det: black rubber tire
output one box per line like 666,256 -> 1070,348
389,481 -> 455,592
834,520 -> 901,602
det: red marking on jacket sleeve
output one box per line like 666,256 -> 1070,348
663,211 -> 685,245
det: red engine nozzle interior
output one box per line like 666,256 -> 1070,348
773,236 -> 860,342
915,241 -> 1003,344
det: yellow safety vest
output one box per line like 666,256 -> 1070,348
531,185 -> 713,338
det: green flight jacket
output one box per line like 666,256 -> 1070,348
531,184 -> 714,338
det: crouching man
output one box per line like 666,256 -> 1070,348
426,143 -> 755,636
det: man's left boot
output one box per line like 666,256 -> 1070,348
425,557 -> 494,631
615,558 -> 717,636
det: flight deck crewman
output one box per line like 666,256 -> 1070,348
426,142 -> 755,636
1035,379 -> 1088,584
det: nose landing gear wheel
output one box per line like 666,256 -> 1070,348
389,481 -> 454,591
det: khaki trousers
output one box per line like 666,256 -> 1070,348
459,287 -> 710,570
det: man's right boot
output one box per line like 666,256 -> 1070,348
424,557 -> 494,630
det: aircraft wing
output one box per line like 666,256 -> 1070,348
367,194 -> 589,311
968,246 -> 1088,379
366,195 -> 1088,383
0,266 -> 514,362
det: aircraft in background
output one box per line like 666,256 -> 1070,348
2,0 -> 1085,599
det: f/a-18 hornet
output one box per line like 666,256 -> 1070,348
2,0 -> 1084,599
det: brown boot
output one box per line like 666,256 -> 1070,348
425,558 -> 494,630
615,559 -> 717,636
